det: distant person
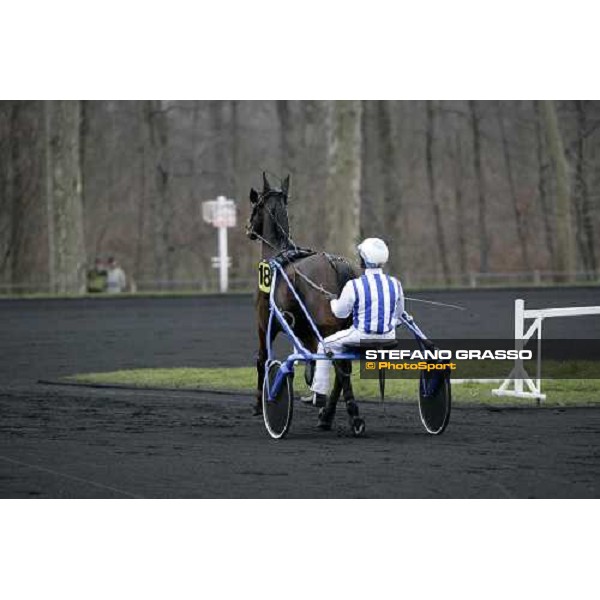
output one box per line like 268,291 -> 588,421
106,257 -> 127,293
86,257 -> 108,293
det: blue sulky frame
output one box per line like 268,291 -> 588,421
264,260 -> 429,402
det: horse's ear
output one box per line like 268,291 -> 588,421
249,188 -> 259,204
262,172 -> 271,191
281,175 -> 290,200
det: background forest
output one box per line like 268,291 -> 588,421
1,100 -> 598,293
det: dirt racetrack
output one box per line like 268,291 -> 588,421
1,287 -> 599,498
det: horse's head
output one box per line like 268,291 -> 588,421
246,172 -> 291,250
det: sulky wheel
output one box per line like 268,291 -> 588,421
418,368 -> 451,435
262,360 -> 294,439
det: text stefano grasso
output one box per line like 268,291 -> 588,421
364,349 -> 533,361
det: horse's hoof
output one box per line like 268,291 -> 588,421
351,417 -> 366,437
317,407 -> 334,430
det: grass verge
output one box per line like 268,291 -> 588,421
65,367 -> 600,407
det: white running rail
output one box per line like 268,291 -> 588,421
492,298 -> 600,401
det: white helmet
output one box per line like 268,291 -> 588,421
357,238 -> 389,267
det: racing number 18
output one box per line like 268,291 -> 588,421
258,261 -> 272,293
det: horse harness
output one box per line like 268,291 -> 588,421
246,190 -> 350,300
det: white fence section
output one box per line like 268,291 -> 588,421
492,298 -> 600,401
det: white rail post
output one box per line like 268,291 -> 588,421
217,196 -> 228,293
514,298 -> 524,394
493,298 -> 600,401
492,298 -> 545,401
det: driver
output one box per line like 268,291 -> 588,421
307,237 -> 405,407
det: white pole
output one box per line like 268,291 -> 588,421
217,196 -> 228,293
219,224 -> 228,293
514,299 -> 524,393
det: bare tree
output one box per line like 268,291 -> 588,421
133,102 -> 148,281
297,101 -> 329,247
573,100 -> 597,276
540,100 -> 575,279
0,102 -> 13,282
9,102 -> 46,290
376,101 -> 403,269
469,101 -> 489,273
359,101 -> 382,242
533,100 -> 555,265
5,100 -> 600,293
45,101 -> 86,293
425,101 -> 451,283
497,101 -> 531,270
324,101 -> 362,258
277,100 -> 294,174
449,131 -> 468,278
144,100 -> 173,282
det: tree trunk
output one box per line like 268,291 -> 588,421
377,101 -> 402,269
277,100 -> 294,174
9,102 -> 46,290
223,100 -> 244,282
540,100 -> 575,280
497,102 -> 531,270
573,100 -> 597,276
145,100 -> 172,283
324,101 -> 362,258
7,102 -> 47,291
45,101 -> 86,293
450,132 -> 468,280
533,100 -> 555,267
275,100 -> 300,243
300,101 -> 327,245
0,103 -> 11,281
469,100 -> 489,273
359,101 -> 382,241
134,102 -> 147,282
425,101 -> 451,283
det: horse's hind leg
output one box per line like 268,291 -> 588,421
317,359 -> 351,430
340,360 -> 354,403
317,362 -> 343,430
339,361 -> 363,427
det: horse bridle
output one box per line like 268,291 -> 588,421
246,190 -> 296,252
246,190 -> 343,299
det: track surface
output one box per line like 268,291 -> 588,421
1,287 -> 599,498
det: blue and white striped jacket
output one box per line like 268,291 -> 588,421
330,268 -> 404,334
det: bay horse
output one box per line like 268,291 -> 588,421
246,172 -> 360,421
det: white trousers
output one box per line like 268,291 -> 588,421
310,326 -> 396,395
